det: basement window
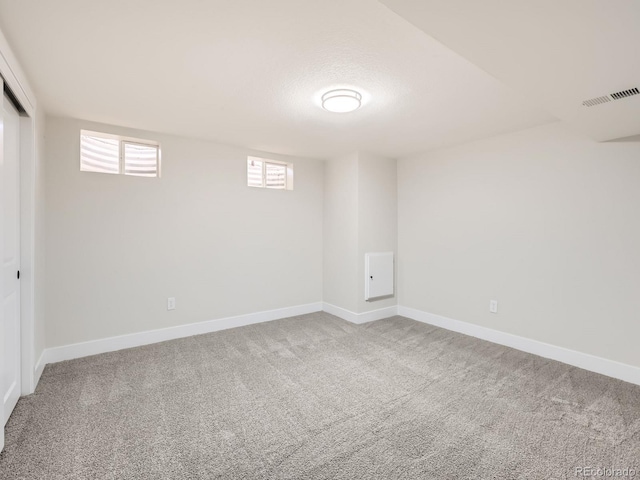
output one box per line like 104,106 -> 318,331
247,156 -> 293,190
80,130 -> 160,177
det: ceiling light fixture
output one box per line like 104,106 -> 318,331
321,89 -> 362,113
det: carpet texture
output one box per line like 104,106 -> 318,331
1,313 -> 639,479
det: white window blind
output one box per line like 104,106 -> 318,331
247,158 -> 263,187
124,142 -> 159,177
265,162 -> 286,189
247,156 -> 293,190
80,130 -> 160,178
80,135 -> 120,174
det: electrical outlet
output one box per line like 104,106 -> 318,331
167,297 -> 176,311
489,300 -> 498,314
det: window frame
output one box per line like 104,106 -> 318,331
247,156 -> 293,190
80,129 -> 161,178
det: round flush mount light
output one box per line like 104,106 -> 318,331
321,89 -> 362,113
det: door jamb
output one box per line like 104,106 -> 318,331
0,27 -> 40,396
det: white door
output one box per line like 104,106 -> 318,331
1,84 -> 21,434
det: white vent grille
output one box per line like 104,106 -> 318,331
582,96 -> 611,107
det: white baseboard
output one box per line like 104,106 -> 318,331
41,302 -> 323,368
398,305 -> 640,387
322,303 -> 398,324
36,302 -> 638,390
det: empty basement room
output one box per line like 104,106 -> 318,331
1,1 -> 640,479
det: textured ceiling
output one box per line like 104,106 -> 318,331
380,0 -> 640,143
0,0 -> 555,158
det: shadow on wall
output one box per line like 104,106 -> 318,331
606,134 -> 640,143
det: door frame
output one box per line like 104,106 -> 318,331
0,27 -> 39,396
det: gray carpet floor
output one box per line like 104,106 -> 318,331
1,313 -> 639,479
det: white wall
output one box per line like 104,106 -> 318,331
323,153 -> 359,312
323,152 -> 397,314
45,116 -> 323,348
357,152 -> 397,313
398,122 -> 640,368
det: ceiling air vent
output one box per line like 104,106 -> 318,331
582,87 -> 639,107
582,96 -> 611,107
610,87 -> 639,100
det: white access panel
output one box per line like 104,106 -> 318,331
365,252 -> 394,300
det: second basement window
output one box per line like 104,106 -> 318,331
247,156 -> 293,190
80,130 -> 160,177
